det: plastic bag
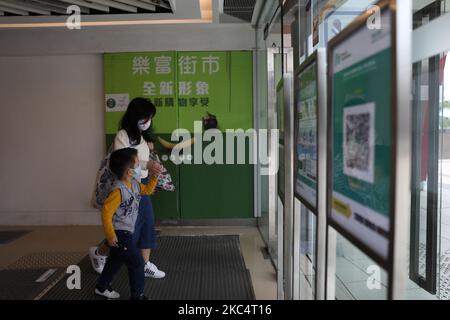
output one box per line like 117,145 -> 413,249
149,150 -> 175,193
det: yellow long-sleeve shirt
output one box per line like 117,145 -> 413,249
101,176 -> 157,242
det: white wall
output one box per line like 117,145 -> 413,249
0,55 -> 104,225
0,24 -> 255,56
0,23 -> 255,225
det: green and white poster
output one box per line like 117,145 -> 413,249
105,51 -> 178,137
104,51 -> 253,136
104,51 -> 254,220
296,61 -> 318,210
330,11 -> 392,261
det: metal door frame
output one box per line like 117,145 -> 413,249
282,48 -> 295,300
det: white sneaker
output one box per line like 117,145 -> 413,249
144,262 -> 166,279
95,287 -> 120,300
89,247 -> 107,274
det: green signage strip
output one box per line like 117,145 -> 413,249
105,51 -> 253,135
177,51 -> 229,132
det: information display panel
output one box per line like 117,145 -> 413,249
327,1 -> 396,265
295,54 -> 319,212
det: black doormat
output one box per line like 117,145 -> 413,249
41,235 -> 256,300
0,230 -> 31,244
0,268 -> 63,300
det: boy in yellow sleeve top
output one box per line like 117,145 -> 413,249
96,148 -> 158,300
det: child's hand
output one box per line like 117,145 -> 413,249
108,236 -> 119,248
147,161 -> 163,176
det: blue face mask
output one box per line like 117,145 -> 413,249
131,166 -> 141,181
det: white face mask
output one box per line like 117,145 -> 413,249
131,166 -> 142,181
138,119 -> 151,132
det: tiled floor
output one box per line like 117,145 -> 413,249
332,160 -> 450,300
334,235 -> 438,300
0,226 -> 277,300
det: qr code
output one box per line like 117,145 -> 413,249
343,103 -> 375,184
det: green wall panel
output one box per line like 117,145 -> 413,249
104,51 -> 254,220
150,134 -> 180,220
179,135 -> 254,219
229,51 -> 254,130
178,51 -> 254,219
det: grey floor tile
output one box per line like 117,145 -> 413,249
336,257 -> 370,283
343,281 -> 388,300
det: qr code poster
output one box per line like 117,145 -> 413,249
343,103 -> 375,184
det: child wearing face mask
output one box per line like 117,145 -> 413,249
95,148 -> 158,300
90,98 -> 166,280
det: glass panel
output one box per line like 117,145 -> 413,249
312,0 -> 379,49
413,0 -> 450,29
269,6 -> 284,266
299,204 -> 317,299
411,58 -> 433,281
409,50 -> 450,300
254,3 -> 283,266
334,233 -> 388,300
441,52 -> 450,300
256,27 -> 270,251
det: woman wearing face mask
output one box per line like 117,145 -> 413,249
89,97 -> 166,279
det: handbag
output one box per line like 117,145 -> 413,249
91,145 -> 116,209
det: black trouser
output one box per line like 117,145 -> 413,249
97,230 -> 144,298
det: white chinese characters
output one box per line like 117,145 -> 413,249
143,81 -> 209,97
133,56 -> 173,76
155,56 -> 172,74
178,56 -> 220,75
179,81 -> 193,95
179,56 -> 198,75
202,56 -> 220,75
143,81 -> 157,96
196,81 -> 209,95
132,56 -> 150,75
160,81 -> 174,95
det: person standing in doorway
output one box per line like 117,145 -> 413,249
89,97 -> 166,279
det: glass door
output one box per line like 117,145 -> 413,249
410,0 -> 450,299
410,52 -> 443,295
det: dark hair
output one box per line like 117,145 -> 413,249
109,148 -> 138,179
142,133 -> 155,144
202,112 -> 218,131
120,98 -> 156,146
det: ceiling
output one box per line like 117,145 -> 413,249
222,0 -> 256,23
0,0 -> 174,16
0,0 -> 261,28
